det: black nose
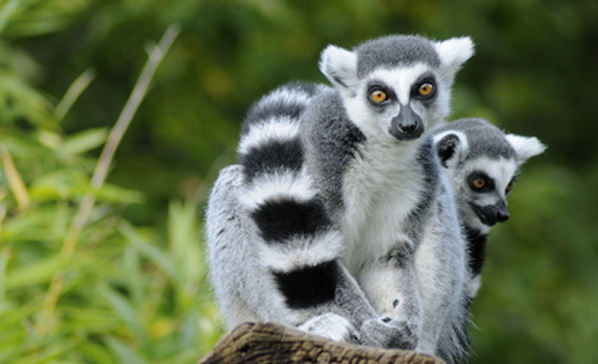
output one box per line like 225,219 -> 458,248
390,105 -> 423,141
471,201 -> 510,226
496,208 -> 510,223
399,119 -> 419,134
494,200 -> 510,223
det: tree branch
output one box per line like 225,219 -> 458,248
198,322 -> 446,364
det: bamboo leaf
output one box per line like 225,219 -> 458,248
55,127 -> 108,157
28,170 -> 86,202
94,183 -> 145,204
60,305 -> 120,333
54,68 -> 96,121
0,69 -> 54,127
5,254 -> 68,289
0,247 -> 9,302
11,339 -> 76,364
98,283 -> 147,344
1,145 -> 30,210
119,221 -> 179,283
2,0 -> 89,38
78,341 -> 117,364
105,337 -> 149,364
0,0 -> 20,35
123,245 -> 143,309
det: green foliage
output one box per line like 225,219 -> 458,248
0,2 -> 222,364
1,0 -> 597,363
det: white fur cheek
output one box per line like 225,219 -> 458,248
343,96 -> 386,139
260,230 -> 344,272
421,82 -> 453,129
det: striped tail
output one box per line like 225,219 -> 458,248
237,82 -> 344,309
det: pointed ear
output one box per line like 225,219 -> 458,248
434,36 -> 474,74
433,130 -> 469,168
319,45 -> 358,94
505,134 -> 546,165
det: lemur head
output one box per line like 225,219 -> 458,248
319,35 -> 474,142
433,118 -> 546,233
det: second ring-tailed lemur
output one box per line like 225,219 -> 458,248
433,118 -> 546,299
206,35 -> 474,363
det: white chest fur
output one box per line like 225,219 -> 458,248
340,139 -> 425,276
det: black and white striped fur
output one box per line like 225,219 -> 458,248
206,35 -> 474,363
433,118 -> 546,300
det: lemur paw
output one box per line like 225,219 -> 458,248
360,317 -> 418,350
298,313 -> 360,344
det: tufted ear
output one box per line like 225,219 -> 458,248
319,45 -> 359,95
434,36 -> 475,75
433,130 -> 469,168
505,134 -> 546,166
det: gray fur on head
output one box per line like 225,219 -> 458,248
319,35 -> 474,98
435,118 -> 517,161
434,118 -> 547,164
355,35 -> 441,77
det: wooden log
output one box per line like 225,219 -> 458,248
198,322 -> 446,364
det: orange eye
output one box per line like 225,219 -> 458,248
418,82 -> 434,97
370,89 -> 388,104
473,178 -> 485,189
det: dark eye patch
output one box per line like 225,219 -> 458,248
366,80 -> 396,107
410,72 -> 437,104
467,171 -> 495,193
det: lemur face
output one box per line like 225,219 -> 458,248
433,118 -> 546,233
460,156 -> 519,228
318,35 -> 474,142
346,64 -> 446,141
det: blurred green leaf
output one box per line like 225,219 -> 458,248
94,183 -> 145,204
0,248 -> 9,303
0,40 -> 41,79
0,69 -> 54,128
98,283 -> 147,345
168,200 -> 203,296
119,221 -> 179,283
78,341 -> 117,364
2,0 -> 89,38
105,337 -> 149,364
55,127 -> 108,157
12,340 -> 77,364
5,253 -> 68,289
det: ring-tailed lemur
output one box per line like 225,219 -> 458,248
433,118 -> 546,299
206,35 -> 474,363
